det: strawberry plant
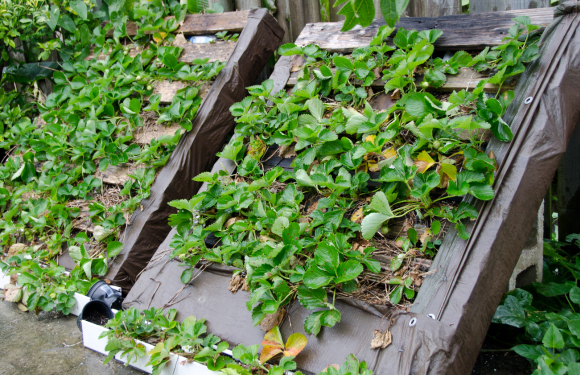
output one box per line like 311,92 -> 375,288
99,306 -> 306,375
167,16 -> 542,337
493,235 -> 580,374
0,0 -> 228,313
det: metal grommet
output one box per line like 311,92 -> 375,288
409,317 -> 417,327
428,314 -> 436,320
524,97 -> 534,104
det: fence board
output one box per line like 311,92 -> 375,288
294,7 -> 553,52
86,41 -> 236,63
107,10 -> 250,37
406,0 -> 461,17
275,0 -> 321,44
210,0 -> 234,11
470,0 -> 550,13
286,67 -> 518,93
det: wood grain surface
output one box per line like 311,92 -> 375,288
86,41 -> 236,64
294,7 -> 553,52
106,10 -> 250,37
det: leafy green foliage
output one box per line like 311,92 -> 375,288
167,19 -> 539,335
0,0 -> 226,313
493,235 -> 580,374
100,307 -> 233,374
100,306 -> 310,375
335,0 -> 408,32
317,354 -> 373,375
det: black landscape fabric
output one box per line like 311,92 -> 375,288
125,3 -> 580,374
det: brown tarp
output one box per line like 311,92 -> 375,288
411,2 -> 580,373
124,3 -> 580,374
106,9 -> 284,291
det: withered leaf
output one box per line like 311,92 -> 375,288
371,329 -> 392,349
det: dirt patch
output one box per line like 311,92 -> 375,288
471,325 -> 532,375
83,310 -> 110,326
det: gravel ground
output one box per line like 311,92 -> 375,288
0,301 -> 140,375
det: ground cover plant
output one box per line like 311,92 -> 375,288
166,15 -> 543,336
97,304 -> 376,375
99,305 -> 308,375
493,234 -> 580,374
0,0 -> 236,312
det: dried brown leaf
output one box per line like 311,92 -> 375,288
172,34 -> 188,45
8,243 -> 27,257
370,329 -> 392,349
228,274 -> 245,293
259,308 -> 286,332
4,285 -> 22,303
226,217 -> 243,229
278,144 -> 297,159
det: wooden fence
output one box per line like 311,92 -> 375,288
224,0 -> 558,43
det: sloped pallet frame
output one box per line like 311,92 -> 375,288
55,9 -> 284,290
123,4 -> 580,375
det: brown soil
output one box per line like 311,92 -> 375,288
84,310 -> 110,326
471,325 -> 532,375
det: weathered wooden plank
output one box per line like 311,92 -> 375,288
106,10 -> 250,37
286,67 -> 519,93
134,124 -> 183,145
150,81 -> 211,104
294,7 -> 553,52
95,164 -> 137,186
236,0 -> 260,9
328,0 -> 345,22
470,0 -> 550,13
86,41 -> 236,64
210,0 -> 234,12
275,0 -> 321,44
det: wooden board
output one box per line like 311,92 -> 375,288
294,7 -> 553,52
95,164 -> 137,186
286,67 -> 519,93
86,41 -> 236,64
134,124 -> 183,145
150,81 -> 211,104
470,0 -> 550,13
107,10 -> 250,37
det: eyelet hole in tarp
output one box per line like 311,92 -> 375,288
525,96 -> 534,104
409,317 -> 417,327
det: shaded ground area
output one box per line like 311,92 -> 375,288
1,299 -> 531,375
472,324 -> 533,375
0,301 -> 139,375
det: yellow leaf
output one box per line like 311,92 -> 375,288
365,135 -> 376,145
439,162 -> 457,181
351,207 -> 364,223
284,333 -> 307,357
147,342 -> 164,355
368,159 -> 379,172
260,326 -> 285,363
414,151 -> 436,173
249,136 -> 266,160
153,32 -> 168,42
262,326 -> 284,348
382,147 -> 396,159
